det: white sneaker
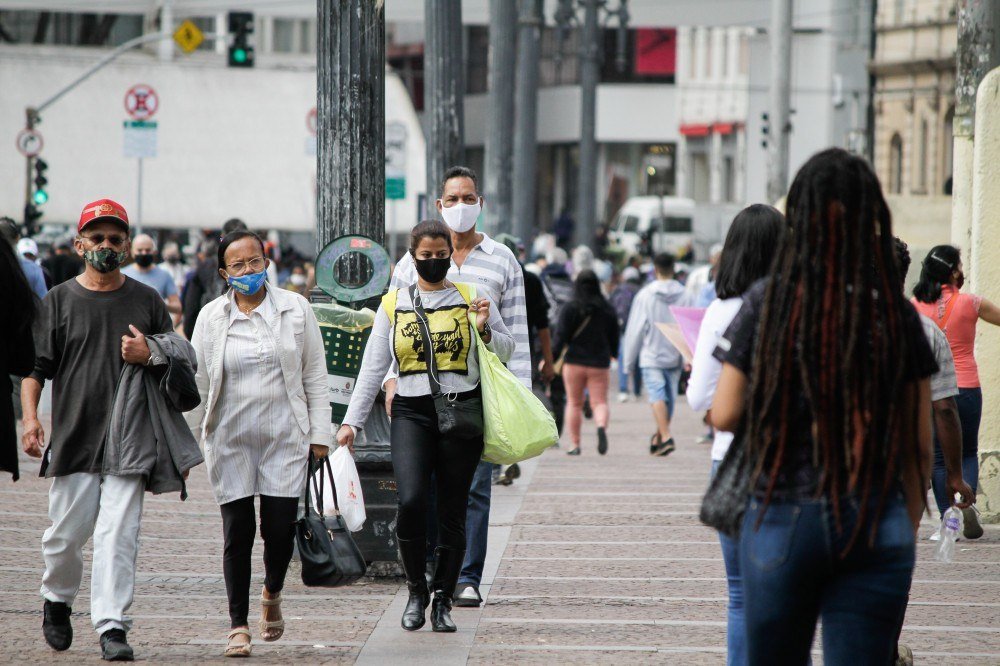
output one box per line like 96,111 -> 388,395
929,527 -> 941,542
618,392 -> 629,403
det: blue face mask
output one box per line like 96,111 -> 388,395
228,270 -> 267,296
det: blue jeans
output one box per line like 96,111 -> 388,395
931,387 -> 983,516
740,494 -> 915,665
640,366 -> 681,417
711,461 -> 746,666
617,339 -> 642,395
457,460 -> 494,588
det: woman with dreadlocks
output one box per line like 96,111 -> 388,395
710,148 -> 938,664
912,245 -> 1000,540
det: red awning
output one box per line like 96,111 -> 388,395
680,124 -> 711,137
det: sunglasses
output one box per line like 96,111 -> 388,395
81,233 -> 128,247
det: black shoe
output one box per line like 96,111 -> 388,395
431,593 -> 457,632
654,438 -> 676,457
397,536 -> 431,631
649,433 -> 661,454
430,545 -> 465,631
100,628 -> 134,661
597,427 -> 608,455
42,600 -> 72,651
566,447 -> 581,456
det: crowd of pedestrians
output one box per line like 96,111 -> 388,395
2,148 -> 997,664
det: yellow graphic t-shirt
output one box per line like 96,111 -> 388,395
394,304 -> 473,376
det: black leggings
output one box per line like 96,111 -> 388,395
220,494 -> 299,628
391,393 -> 484,550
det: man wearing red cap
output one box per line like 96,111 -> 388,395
20,199 -> 174,661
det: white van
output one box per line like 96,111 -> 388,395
609,196 -> 696,256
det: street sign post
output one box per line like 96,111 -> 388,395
123,111 -> 158,233
173,19 -> 204,53
16,128 -> 43,157
124,84 -> 159,121
385,121 -> 407,256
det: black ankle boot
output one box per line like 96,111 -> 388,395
430,546 -> 465,632
397,537 -> 430,631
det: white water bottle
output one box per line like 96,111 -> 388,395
934,506 -> 963,563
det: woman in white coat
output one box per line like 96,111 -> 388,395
187,230 -> 331,657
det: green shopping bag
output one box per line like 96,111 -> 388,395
454,284 -> 559,465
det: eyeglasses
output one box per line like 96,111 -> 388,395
80,233 -> 127,247
226,257 -> 266,275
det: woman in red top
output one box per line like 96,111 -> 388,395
913,245 -> 1000,537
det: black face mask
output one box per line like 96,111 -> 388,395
956,271 -> 965,290
414,257 -> 451,284
135,254 -> 155,268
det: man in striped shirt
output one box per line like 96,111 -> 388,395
388,166 -> 530,608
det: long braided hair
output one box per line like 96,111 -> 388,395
745,148 -> 922,554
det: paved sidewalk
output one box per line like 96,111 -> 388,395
3,399 -> 999,663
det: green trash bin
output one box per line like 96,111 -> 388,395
311,303 -> 376,424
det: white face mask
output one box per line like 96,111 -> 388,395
438,200 -> 482,233
290,274 -> 306,286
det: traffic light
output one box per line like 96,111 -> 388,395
24,202 -> 42,236
227,12 -> 255,68
32,158 -> 48,206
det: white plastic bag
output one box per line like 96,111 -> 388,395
330,445 -> 366,532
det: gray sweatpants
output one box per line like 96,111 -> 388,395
40,473 -> 145,634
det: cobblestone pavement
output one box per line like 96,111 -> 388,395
3,398 -> 1000,664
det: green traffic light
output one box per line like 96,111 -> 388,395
233,48 -> 247,63
33,189 -> 48,205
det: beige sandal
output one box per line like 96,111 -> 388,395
259,590 -> 285,642
225,628 -> 252,658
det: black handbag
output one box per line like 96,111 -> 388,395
409,285 -> 484,439
295,452 -> 367,587
699,428 -> 751,538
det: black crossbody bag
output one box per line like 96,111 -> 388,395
409,284 -> 484,439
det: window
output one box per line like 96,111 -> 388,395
690,28 -> 698,79
894,0 -> 907,24
621,215 -> 640,232
723,156 -> 736,202
943,106 -> 955,193
889,133 -> 903,194
703,30 -> 712,79
739,34 -> 749,75
655,216 -> 693,233
465,26 -> 490,93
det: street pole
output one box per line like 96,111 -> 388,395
424,0 -> 465,203
951,0 -> 1000,265
512,0 -> 543,242
316,0 -> 385,252
766,0 -> 793,205
316,0 -> 392,573
574,0 -> 600,248
483,0 -> 518,235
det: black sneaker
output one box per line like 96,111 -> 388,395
654,438 -> 676,457
100,628 -> 134,662
597,427 -> 608,455
42,600 -> 73,651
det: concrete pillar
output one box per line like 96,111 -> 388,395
424,0 -> 465,201
709,130 -> 723,203
158,0 -> 174,61
214,13 -> 226,55
483,0 -> 518,236
676,135 -> 689,199
969,66 -> 1000,522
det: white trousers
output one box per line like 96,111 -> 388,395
40,473 -> 145,634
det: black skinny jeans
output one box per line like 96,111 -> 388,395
220,495 -> 299,628
391,393 -> 484,550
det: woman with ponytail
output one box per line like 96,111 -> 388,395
710,148 -> 939,664
913,245 -> 1000,538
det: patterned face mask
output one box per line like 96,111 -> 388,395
84,248 -> 128,273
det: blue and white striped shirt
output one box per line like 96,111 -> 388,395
392,233 -> 531,387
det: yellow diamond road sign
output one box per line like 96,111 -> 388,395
173,19 -> 204,54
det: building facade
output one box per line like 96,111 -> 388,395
871,0 -> 957,197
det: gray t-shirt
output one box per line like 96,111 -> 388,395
919,313 -> 959,402
122,265 -> 178,299
30,277 -> 173,477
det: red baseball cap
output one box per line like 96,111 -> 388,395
78,198 -> 129,233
